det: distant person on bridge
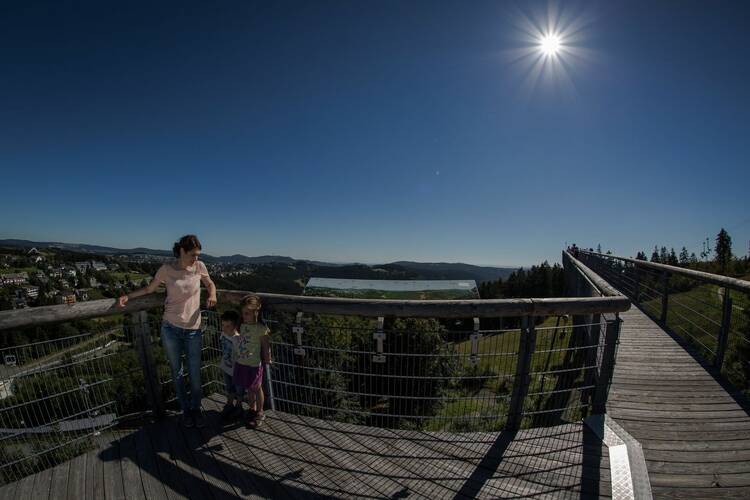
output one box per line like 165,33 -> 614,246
117,234 -> 217,428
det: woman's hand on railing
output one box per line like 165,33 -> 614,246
206,294 -> 217,309
117,295 -> 128,308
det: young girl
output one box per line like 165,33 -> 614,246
233,294 -> 272,428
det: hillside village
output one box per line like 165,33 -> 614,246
0,247 -> 160,310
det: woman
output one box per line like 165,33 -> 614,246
117,234 -> 217,428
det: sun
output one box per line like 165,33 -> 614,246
539,33 -> 562,57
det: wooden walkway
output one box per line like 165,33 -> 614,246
0,394 -> 610,499
607,306 -> 750,499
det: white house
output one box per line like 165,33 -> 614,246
91,261 -> 108,272
1,273 -> 29,285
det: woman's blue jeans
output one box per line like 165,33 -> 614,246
161,321 -> 202,412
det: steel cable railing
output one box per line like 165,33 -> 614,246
579,250 -> 750,399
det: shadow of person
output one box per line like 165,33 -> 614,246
97,407 -> 325,499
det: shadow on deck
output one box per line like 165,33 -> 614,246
0,394 -> 610,499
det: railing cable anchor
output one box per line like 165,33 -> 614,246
292,311 -> 306,357
372,317 -> 386,363
469,317 -> 482,366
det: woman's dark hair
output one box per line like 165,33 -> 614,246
220,310 -> 240,327
173,234 -> 202,258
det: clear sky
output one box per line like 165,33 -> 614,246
2,1 -> 748,266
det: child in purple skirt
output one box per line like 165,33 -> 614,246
233,293 -> 272,428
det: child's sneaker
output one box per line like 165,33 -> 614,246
220,403 -> 235,420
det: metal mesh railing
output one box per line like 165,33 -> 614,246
194,309 -> 616,434
0,311 -> 236,485
0,325 -> 123,484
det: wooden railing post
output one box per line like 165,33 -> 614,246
133,311 -> 165,418
582,313 -> 602,405
593,315 -> 621,413
506,316 -> 536,431
714,289 -> 733,370
660,272 -> 669,324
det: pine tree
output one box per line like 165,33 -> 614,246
714,228 -> 733,273
679,247 -> 689,266
690,253 -> 698,264
651,246 -> 660,263
596,244 -> 602,254
668,248 -> 678,266
660,246 -> 668,264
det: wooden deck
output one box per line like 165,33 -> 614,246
607,306 -> 750,499
0,394 -> 610,499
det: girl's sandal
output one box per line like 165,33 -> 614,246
255,412 -> 266,428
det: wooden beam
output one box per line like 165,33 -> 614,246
0,294 -> 165,330
218,290 -> 630,318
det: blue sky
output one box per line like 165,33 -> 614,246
1,1 -> 748,266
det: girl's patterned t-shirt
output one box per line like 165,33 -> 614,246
235,323 -> 269,367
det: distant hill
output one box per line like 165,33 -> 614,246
0,239 -> 296,264
0,238 -> 517,283
389,261 -> 518,282
0,239 -> 175,257
215,254 -> 297,265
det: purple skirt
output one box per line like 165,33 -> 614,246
233,363 -> 264,390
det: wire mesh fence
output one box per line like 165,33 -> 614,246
723,290 -> 750,397
193,309 -> 616,435
0,325 -> 122,484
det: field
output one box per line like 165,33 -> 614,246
424,315 -> 600,431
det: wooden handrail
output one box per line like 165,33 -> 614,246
218,290 -> 630,318
580,250 -> 750,293
0,250 -> 632,330
0,294 -> 166,331
563,251 -> 622,297
0,290 -> 630,331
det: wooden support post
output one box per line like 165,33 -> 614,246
133,311 -> 165,418
714,289 -> 733,370
582,313 -> 602,405
506,316 -> 536,431
660,272 -> 669,324
593,315 -> 621,414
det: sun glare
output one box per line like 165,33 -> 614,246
540,33 -> 562,57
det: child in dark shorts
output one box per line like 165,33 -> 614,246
234,294 -> 272,428
218,311 -> 245,420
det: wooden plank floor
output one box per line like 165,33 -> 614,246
608,306 -> 750,499
0,394 -> 610,499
